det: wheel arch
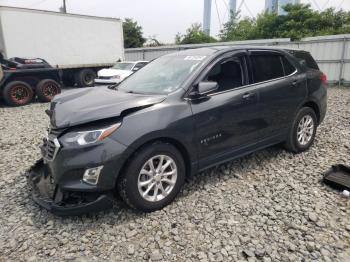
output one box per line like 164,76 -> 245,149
116,137 -> 193,187
301,100 -> 320,124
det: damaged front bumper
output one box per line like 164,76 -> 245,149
26,159 -> 114,216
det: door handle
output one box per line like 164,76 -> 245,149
242,92 -> 255,100
291,80 -> 298,87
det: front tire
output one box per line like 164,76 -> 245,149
117,142 -> 185,212
285,107 -> 317,153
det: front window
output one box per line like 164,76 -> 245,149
112,62 -> 135,70
118,56 -> 205,95
204,57 -> 244,93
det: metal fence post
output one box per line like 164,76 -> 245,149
338,37 -> 347,87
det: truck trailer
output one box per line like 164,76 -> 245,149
0,6 -> 124,106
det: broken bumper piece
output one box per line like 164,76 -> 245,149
26,159 -> 114,216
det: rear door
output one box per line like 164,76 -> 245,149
248,50 -> 307,139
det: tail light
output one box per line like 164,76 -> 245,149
9,68 -> 17,71
320,72 -> 327,85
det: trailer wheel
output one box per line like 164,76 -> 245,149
36,79 -> 61,102
3,81 -> 34,106
75,69 -> 96,87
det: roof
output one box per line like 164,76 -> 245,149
125,38 -> 291,52
165,45 -> 303,57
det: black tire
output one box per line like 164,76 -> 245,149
36,79 -> 61,102
3,81 -> 34,106
117,142 -> 186,212
75,69 -> 96,87
285,107 -> 317,153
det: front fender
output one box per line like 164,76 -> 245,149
110,101 -> 197,178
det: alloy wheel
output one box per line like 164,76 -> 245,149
297,115 -> 314,146
137,155 -> 178,202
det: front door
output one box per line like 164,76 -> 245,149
189,53 -> 263,169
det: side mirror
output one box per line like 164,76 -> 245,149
198,81 -> 218,95
188,81 -> 218,99
132,67 -> 140,72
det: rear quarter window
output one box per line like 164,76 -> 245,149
290,51 -> 319,70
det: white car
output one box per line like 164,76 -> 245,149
95,61 -> 148,85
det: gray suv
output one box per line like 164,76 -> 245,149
28,46 -> 327,216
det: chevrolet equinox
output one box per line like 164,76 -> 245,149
28,46 -> 327,215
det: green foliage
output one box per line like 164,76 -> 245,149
123,18 -> 146,48
220,11 -> 257,41
175,23 -> 217,44
220,4 -> 350,42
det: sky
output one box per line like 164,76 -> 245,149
1,0 -> 349,43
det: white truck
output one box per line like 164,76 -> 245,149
0,6 -> 124,88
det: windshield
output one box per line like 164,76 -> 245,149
117,56 -> 205,94
112,62 -> 135,70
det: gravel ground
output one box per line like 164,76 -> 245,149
0,87 -> 349,262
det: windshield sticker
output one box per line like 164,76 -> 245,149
184,56 -> 206,61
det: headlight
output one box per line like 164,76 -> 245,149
61,123 -> 121,146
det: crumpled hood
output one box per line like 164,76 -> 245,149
50,87 -> 166,128
98,69 -> 132,78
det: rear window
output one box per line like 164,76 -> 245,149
290,51 -> 319,70
251,54 -> 285,83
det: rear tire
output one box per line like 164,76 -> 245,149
3,81 -> 34,106
75,69 -> 96,87
117,142 -> 185,212
285,107 -> 317,153
36,79 -> 61,102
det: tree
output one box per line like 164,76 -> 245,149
219,4 -> 350,41
123,18 -> 146,48
220,11 -> 258,41
175,23 -> 217,44
275,4 -> 350,40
